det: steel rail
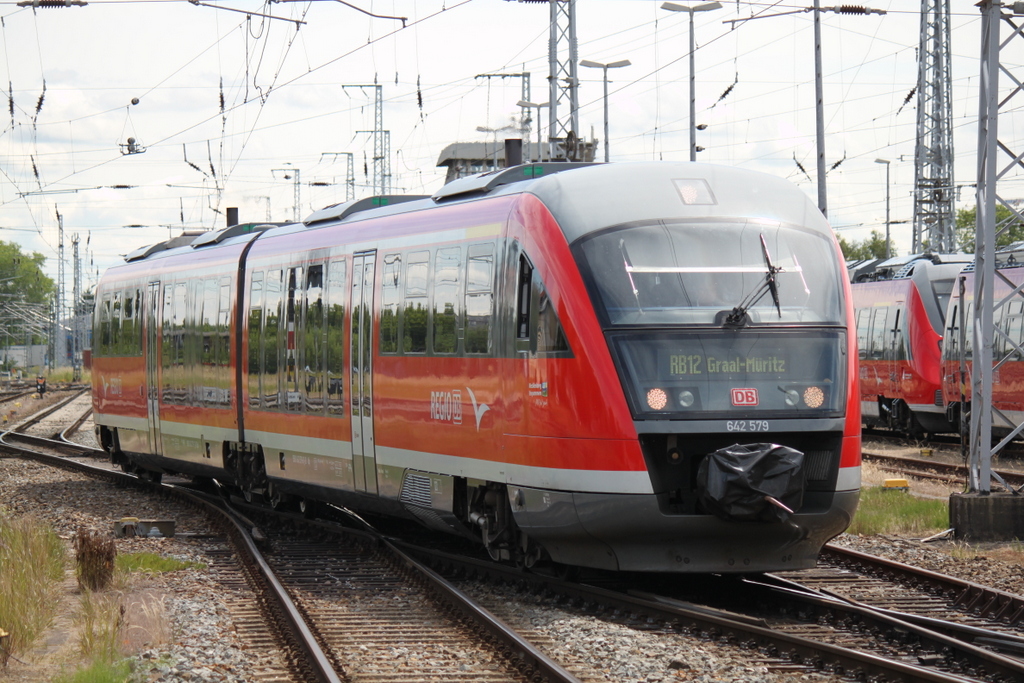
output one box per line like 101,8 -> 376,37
399,544 -> 985,683
0,429 -> 344,683
823,543 -> 1024,625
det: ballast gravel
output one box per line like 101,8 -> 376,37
2,428 -> 1023,681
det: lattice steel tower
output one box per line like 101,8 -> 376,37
913,0 -> 956,253
547,0 -> 580,159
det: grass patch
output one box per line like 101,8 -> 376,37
116,552 -> 204,574
0,513 -> 68,664
53,658 -> 133,683
847,486 -> 949,536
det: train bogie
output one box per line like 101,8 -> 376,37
94,162 -> 860,573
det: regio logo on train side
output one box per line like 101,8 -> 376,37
430,387 -> 491,430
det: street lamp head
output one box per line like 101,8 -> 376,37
875,158 -> 890,164
516,100 -> 548,109
661,1 -> 722,12
607,59 -> 631,69
579,60 -> 604,69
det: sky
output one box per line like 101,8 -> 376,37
0,0 -> 1021,295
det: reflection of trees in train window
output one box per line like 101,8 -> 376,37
98,294 -> 111,355
284,267 -> 303,412
262,270 -> 282,408
325,259 -> 346,416
111,291 -> 122,354
248,272 -> 264,408
535,274 -> 569,353
380,254 -> 401,353
433,247 -> 461,354
404,251 -> 429,353
855,308 -> 869,361
868,307 -> 888,360
466,244 -> 494,354
304,263 -> 325,414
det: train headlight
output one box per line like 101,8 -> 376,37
677,390 -> 695,408
646,388 -> 669,410
803,386 -> 825,408
784,389 -> 800,406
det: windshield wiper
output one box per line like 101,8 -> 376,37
723,233 -> 783,328
620,239 -> 643,314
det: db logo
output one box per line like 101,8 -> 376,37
731,388 -> 759,406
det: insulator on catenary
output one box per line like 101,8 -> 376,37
17,0 -> 87,7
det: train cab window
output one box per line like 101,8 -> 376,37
303,264 -> 326,414
325,259 -> 346,416
262,270 -> 283,408
283,267 -> 303,412
380,254 -> 401,354
466,243 -> 495,354
433,247 -> 462,354
404,251 -> 429,353
515,255 -> 532,347
248,271 -> 264,408
515,251 -> 570,356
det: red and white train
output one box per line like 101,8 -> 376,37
941,259 -> 1024,437
93,162 -> 861,574
850,254 -> 971,436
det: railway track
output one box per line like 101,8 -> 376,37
0,402 -> 580,683
861,450 -> 1024,492
10,395 -> 1024,682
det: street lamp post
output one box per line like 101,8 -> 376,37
579,59 -> 631,162
516,100 -> 550,163
876,158 -> 891,258
662,2 -> 722,162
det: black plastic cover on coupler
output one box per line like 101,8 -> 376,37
696,443 -> 805,523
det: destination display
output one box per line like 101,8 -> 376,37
610,330 -> 846,418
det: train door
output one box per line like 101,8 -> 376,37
885,306 -> 902,395
350,251 -> 378,494
145,281 -> 162,456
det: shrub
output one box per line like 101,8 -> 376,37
74,528 -> 117,591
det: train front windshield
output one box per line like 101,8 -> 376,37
577,219 -> 843,326
575,220 -> 847,419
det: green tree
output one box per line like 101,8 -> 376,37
839,230 -> 896,260
0,241 -> 55,304
0,241 -> 56,358
955,204 -> 1024,253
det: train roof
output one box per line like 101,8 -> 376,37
114,161 -> 832,268
848,252 -> 972,283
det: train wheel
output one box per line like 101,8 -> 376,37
139,469 -> 162,484
299,498 -> 317,519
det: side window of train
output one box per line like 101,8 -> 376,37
1007,302 -> 1024,359
433,247 -> 462,354
964,303 -> 974,359
869,307 -> 888,360
283,267 -> 303,412
404,251 -> 429,353
855,308 -> 869,361
946,303 -> 959,356
121,289 -> 138,356
98,293 -> 112,356
891,307 -> 907,361
263,270 -> 283,409
111,291 -> 123,355
218,277 -> 231,368
248,271 -> 264,409
303,263 -> 326,414
325,259 -> 346,416
466,243 -> 495,355
380,253 -> 401,354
